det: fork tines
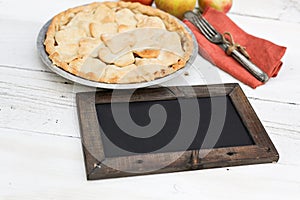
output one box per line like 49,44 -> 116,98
191,15 -> 216,40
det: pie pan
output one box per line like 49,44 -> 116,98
37,19 -> 198,89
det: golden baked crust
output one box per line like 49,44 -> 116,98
44,1 -> 194,84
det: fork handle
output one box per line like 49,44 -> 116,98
230,49 -> 269,83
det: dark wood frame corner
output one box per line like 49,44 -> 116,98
76,83 -> 279,180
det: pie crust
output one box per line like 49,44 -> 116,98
44,1 -> 194,84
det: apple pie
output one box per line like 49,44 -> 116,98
44,1 -> 194,84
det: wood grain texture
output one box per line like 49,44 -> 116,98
77,84 -> 278,180
0,0 -> 299,199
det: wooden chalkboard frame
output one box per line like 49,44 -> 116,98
76,83 -> 279,180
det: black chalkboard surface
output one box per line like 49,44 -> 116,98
96,97 -> 254,158
76,84 -> 279,180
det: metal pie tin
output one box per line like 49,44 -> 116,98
37,19 -> 198,89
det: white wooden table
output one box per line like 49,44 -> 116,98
1,0 -> 300,199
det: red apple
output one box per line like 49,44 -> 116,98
155,0 -> 196,20
198,0 -> 232,13
121,0 -> 154,6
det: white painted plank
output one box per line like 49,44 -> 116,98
0,128 -> 299,199
1,0 -> 299,24
0,0 -> 299,199
0,64 -> 299,138
231,0 -> 300,24
0,18 -> 49,71
0,0 -> 108,23
230,0 -> 284,19
0,65 -> 95,138
249,98 -> 300,136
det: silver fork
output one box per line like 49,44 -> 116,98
184,11 -> 269,83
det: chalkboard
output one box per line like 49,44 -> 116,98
96,97 -> 254,158
76,84 -> 279,180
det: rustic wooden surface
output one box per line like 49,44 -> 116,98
0,0 -> 300,199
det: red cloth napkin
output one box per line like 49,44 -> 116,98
183,8 -> 287,89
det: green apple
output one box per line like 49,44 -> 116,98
155,0 -> 196,20
198,0 -> 232,13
